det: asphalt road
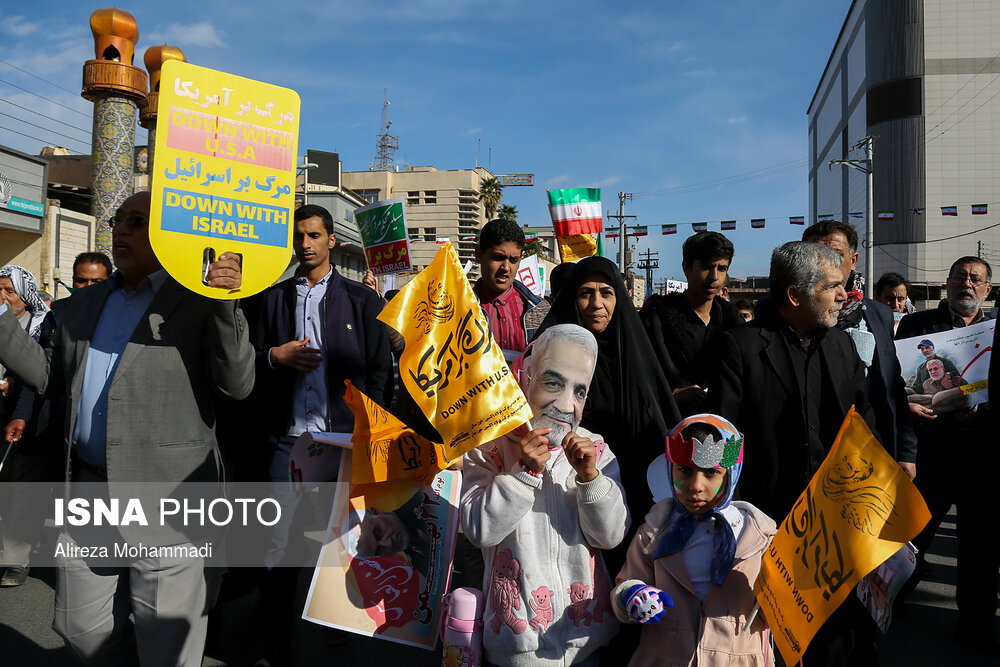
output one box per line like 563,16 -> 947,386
1,507 -> 997,666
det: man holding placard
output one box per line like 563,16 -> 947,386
895,255 -> 998,645
0,190 -> 254,665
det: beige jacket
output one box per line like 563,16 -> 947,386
612,499 -> 776,667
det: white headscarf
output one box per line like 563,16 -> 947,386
0,265 -> 50,338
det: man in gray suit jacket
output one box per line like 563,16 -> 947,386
0,191 -> 254,666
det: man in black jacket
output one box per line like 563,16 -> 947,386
710,241 -> 880,666
802,221 -> 917,477
896,255 -> 997,646
640,231 -> 742,416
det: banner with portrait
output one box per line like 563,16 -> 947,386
753,407 -> 930,666
895,319 -> 994,415
302,452 -> 461,649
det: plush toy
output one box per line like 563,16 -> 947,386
624,584 -> 673,624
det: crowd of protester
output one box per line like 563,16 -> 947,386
1,201 -> 998,666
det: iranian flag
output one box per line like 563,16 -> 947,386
436,236 -> 450,244
942,206 -> 958,216
631,226 -> 648,236
662,224 -> 677,235
460,234 -> 475,241
972,204 -> 988,215
911,208 -> 924,215
604,228 -> 620,239
850,212 -> 864,219
525,233 -> 540,242
751,218 -> 765,229
878,211 -> 894,221
721,220 -> 736,231
692,222 -> 708,232
789,216 -> 804,225
548,188 -> 602,236
818,213 -> 835,222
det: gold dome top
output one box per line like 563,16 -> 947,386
89,8 -> 140,65
144,45 -> 186,92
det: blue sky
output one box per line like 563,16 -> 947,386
0,1 -> 853,280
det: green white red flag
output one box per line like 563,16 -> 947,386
548,188 -> 602,236
721,220 -> 736,231
751,218 -> 765,229
692,222 -> 708,232
789,216 -> 804,225
662,224 -> 677,235
972,204 -> 988,215
631,226 -> 648,236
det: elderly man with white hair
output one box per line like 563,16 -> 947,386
461,323 -> 628,667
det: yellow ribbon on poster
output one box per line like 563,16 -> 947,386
557,233 -> 598,262
753,407 -> 930,666
344,380 -> 454,485
377,243 -> 532,459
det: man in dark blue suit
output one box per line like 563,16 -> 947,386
802,222 -> 917,477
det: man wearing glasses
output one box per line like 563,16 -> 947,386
896,255 -> 998,648
0,190 -> 254,665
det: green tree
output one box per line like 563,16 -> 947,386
522,239 -> 545,257
478,176 -> 503,219
498,204 -> 518,221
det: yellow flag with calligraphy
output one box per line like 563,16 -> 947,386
753,407 -> 930,666
377,242 -> 532,460
557,234 -> 598,262
344,380 -> 455,485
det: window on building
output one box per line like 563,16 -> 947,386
424,227 -> 437,242
424,190 -> 437,204
407,191 -> 420,205
357,189 -> 381,204
409,228 -> 421,242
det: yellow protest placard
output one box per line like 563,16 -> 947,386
150,60 -> 300,299
344,380 -> 455,485
753,407 -> 930,666
557,233 -> 598,262
377,242 -> 532,459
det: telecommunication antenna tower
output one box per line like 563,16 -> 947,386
374,89 -> 399,171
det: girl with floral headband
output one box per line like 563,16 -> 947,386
611,413 -> 777,666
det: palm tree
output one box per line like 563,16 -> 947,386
498,204 -> 518,222
478,177 -> 503,219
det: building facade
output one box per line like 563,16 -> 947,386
808,0 -> 1000,291
341,165 -> 495,276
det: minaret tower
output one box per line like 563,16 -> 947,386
81,8 -> 147,255
140,44 -> 185,176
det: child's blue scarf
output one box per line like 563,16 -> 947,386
653,460 -> 743,588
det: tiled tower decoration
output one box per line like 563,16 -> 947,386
140,45 -> 185,176
82,8 -> 147,255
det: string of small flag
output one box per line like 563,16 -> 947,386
600,204 -> 992,237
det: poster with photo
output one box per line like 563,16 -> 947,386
302,451 -> 461,649
895,319 -> 994,415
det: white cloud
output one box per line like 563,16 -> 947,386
461,126 -> 482,137
727,115 -> 746,125
147,21 -> 225,48
683,68 -> 716,78
547,174 -> 571,186
586,175 -> 622,188
0,15 -> 40,37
